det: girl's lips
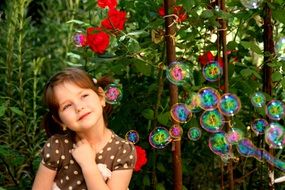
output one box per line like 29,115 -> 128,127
78,112 -> 90,121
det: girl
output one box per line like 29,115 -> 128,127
32,67 -> 136,190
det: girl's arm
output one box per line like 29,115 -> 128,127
107,169 -> 133,190
80,163 -> 133,190
72,139 -> 134,190
32,163 -> 57,190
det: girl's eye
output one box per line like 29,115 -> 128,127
62,104 -> 72,111
82,94 -> 89,98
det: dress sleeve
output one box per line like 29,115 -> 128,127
40,135 -> 63,170
113,141 -> 137,171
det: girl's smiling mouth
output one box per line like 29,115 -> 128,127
78,112 -> 91,121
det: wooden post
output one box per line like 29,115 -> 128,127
217,0 -> 234,189
263,1 -> 274,189
163,0 -> 182,189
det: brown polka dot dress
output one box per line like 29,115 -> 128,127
41,131 -> 136,190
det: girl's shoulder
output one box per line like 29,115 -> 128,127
110,131 -> 135,150
102,131 -> 137,170
40,133 -> 74,170
44,133 -> 74,150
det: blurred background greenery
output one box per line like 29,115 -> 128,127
0,0 -> 285,189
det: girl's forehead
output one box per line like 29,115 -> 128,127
53,82 -> 89,98
55,81 -> 83,90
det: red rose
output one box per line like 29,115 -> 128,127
220,85 -> 225,91
173,6 -> 188,22
158,6 -> 165,17
198,51 -> 214,65
198,51 -> 224,67
134,145 -> 147,172
158,5 -> 188,23
101,9 -> 127,31
86,27 -> 110,54
217,57 -> 224,68
98,0 -> 117,9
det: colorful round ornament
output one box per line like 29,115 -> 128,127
265,100 -> 285,121
226,128 -> 244,145
125,130 -> 139,144
237,138 -> 258,158
169,124 -> 183,139
198,87 -> 220,110
250,92 -> 266,108
202,61 -> 223,82
187,127 -> 202,141
218,93 -> 241,116
166,61 -> 190,86
208,132 -> 230,156
200,109 -> 224,133
73,32 -> 86,47
170,103 -> 192,123
185,92 -> 202,113
104,83 -> 123,104
275,37 -> 285,61
265,122 -> 285,149
251,118 -> 268,135
149,126 -> 171,149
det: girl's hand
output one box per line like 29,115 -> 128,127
71,138 -> 96,169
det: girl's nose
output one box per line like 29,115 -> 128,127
76,106 -> 84,113
76,105 -> 84,113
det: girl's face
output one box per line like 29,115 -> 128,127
54,81 -> 105,132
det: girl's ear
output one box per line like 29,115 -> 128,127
98,87 -> 106,107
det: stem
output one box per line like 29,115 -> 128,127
0,157 -> 18,186
262,1 -> 275,189
5,0 -> 18,144
163,0 -> 182,189
217,0 -> 234,188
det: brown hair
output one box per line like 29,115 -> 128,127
41,67 -> 113,137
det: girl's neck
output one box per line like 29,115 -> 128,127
75,125 -> 112,152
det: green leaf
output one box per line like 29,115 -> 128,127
127,38 -> 141,53
272,9 -> 285,25
228,63 -> 235,79
66,19 -> 90,27
201,10 -> 214,18
180,0 -> 195,10
9,107 -> 24,116
251,70 -> 262,80
157,112 -> 170,126
281,78 -> 285,87
134,60 -> 152,76
255,106 -> 266,117
157,162 -> 166,172
127,30 -> 149,37
250,43 -> 263,55
65,61 -> 83,67
227,41 -> 238,50
240,41 -> 262,54
182,185 -> 188,190
142,108 -> 154,120
0,105 -> 6,117
240,68 -> 252,78
272,72 -> 282,82
0,145 -> 25,167
66,52 -> 81,60
143,175 -> 151,186
156,183 -> 166,190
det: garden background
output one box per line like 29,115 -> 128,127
1,0 -> 285,189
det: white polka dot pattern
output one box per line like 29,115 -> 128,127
40,131 -> 136,189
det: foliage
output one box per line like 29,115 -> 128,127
0,0 -> 285,189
